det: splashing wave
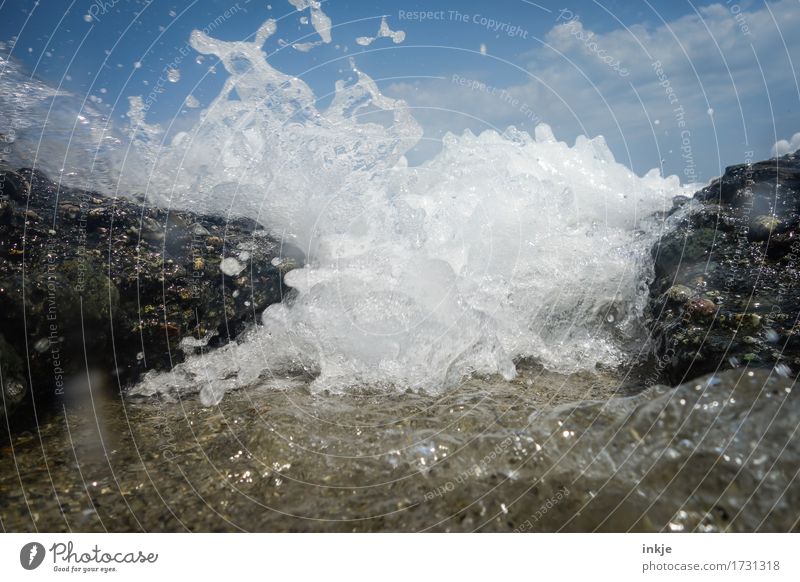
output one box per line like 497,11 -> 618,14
2,19 -> 691,403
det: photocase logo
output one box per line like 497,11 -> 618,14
20,542 -> 46,570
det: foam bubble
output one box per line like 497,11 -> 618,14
220,257 -> 245,276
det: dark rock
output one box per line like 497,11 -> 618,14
0,170 -> 30,202
0,196 -> 12,223
671,194 -> 691,210
748,215 -> 782,241
648,150 -> 800,384
686,297 -> 718,318
0,167 -> 296,425
0,334 -> 26,413
665,284 -> 694,304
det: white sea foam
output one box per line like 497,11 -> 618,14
122,19 -> 690,404
356,17 -> 406,46
288,0 -> 332,43
1,19 -> 691,404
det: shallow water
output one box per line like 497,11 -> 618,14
2,365 -> 797,532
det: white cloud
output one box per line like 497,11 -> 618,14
772,132 -> 800,156
385,0 -> 800,180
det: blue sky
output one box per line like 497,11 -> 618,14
1,0 -> 798,182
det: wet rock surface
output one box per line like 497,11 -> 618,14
649,151 -> 800,384
0,168 -> 292,425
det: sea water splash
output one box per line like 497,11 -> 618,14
0,54 -> 124,191
356,17 -> 406,46
125,18 -> 691,404
2,19 -> 691,404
